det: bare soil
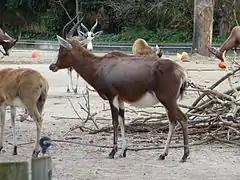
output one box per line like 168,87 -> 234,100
0,50 -> 240,180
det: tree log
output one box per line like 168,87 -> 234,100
192,0 -> 214,56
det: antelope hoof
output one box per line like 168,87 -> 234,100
108,151 -> 115,159
108,147 -> 118,159
32,149 -> 40,158
119,149 -> 127,158
13,146 -> 17,155
73,88 -> 78,94
180,153 -> 189,163
67,88 -> 70,93
158,153 -> 168,160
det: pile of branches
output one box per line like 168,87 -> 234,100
184,66 -> 240,145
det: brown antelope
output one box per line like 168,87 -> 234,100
132,38 -> 163,58
63,15 -> 103,93
210,26 -> 240,62
49,29 -> 189,162
0,28 -> 18,56
0,68 -> 49,157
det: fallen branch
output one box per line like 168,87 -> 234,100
210,135 -> 240,146
190,67 -> 240,108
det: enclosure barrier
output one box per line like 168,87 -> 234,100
0,156 -> 52,180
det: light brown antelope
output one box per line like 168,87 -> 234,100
63,15 -> 103,93
49,29 -> 189,162
0,68 -> 49,157
0,28 -> 18,56
132,38 -> 163,58
210,26 -> 240,62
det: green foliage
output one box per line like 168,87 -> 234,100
7,27 -> 56,40
39,6 -> 64,34
96,28 -> 193,43
212,35 -> 228,44
1,0 -> 239,43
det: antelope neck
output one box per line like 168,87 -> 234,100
71,47 -> 100,87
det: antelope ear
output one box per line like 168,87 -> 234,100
56,35 -> 72,49
94,31 -> 103,38
79,38 -> 92,46
77,29 -> 86,37
4,32 -> 11,38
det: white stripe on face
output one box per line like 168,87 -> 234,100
87,41 -> 93,51
222,50 -> 226,60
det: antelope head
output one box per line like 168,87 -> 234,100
49,35 -> 92,72
153,45 -> 163,58
77,19 -> 103,51
208,46 -> 225,62
4,33 -> 18,47
0,30 -> 19,55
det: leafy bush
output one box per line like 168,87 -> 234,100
96,28 -> 193,43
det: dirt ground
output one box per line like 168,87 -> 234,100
0,50 -> 240,180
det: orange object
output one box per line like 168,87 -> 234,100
177,52 -> 189,61
218,61 -> 227,69
181,52 -> 189,60
32,50 -> 40,58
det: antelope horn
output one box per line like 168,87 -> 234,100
62,12 -> 82,39
90,19 -> 98,32
67,17 -> 84,38
93,30 -> 103,38
81,23 -> 89,32
77,26 -> 86,37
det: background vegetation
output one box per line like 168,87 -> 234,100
0,0 -> 239,43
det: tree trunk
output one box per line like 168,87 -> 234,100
192,0 -> 214,56
219,18 -> 230,36
218,0 -> 232,36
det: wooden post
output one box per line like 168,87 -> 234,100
31,156 -> 52,180
0,161 -> 29,180
192,0 -> 215,56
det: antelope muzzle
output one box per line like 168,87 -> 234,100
49,63 -> 58,72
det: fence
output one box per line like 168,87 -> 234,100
0,156 -> 52,180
